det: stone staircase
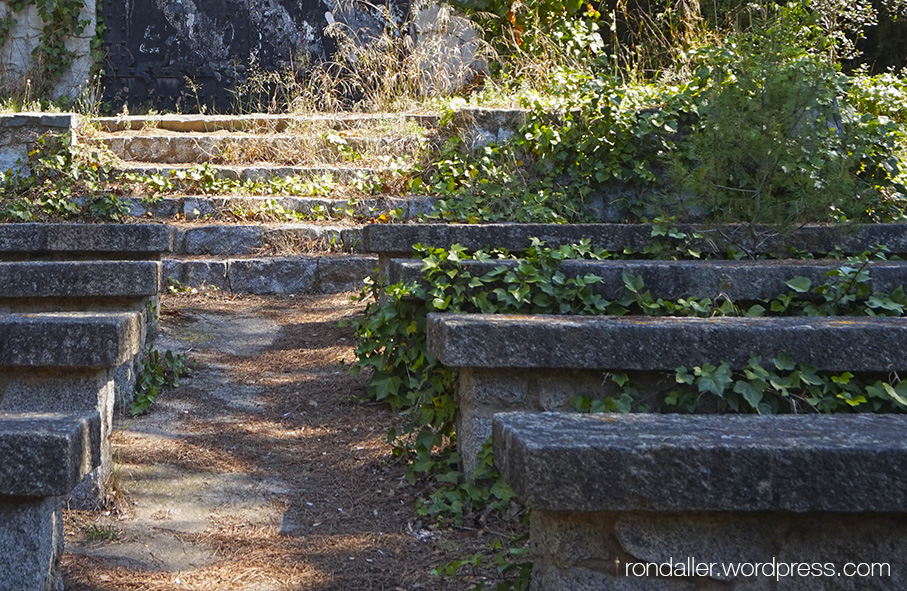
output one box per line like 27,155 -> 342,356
0,224 -> 168,506
79,110 -> 524,294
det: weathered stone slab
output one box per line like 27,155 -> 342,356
0,496 -> 65,591
364,223 -> 907,257
529,509 -> 907,591
181,225 -> 266,255
0,223 -> 174,258
428,314 -> 907,372
493,412 -> 907,513
0,312 -> 143,367
0,261 -> 161,298
0,113 -> 79,176
92,112 -> 440,133
314,256 -> 376,293
391,258 -> 907,301
0,411 -> 100,497
227,257 -> 317,294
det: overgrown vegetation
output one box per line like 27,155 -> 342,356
130,347 -> 194,416
424,2 -> 907,226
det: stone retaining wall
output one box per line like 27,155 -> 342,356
0,0 -> 96,98
0,113 -> 79,175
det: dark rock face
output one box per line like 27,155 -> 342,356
100,0 -> 400,111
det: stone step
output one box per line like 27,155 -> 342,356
494,412 -> 907,514
0,411 -> 101,591
0,260 -> 161,302
82,194 -> 438,222
0,311 -> 143,368
92,112 -> 442,133
0,223 -> 174,260
493,412 -> 907,591
0,411 -> 100,498
364,222 -> 907,258
389,258 -> 907,301
94,131 -> 432,164
164,254 -> 375,295
427,313 -> 907,373
117,163 -> 415,183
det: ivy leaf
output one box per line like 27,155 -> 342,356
734,380 -> 764,410
883,382 -> 907,409
773,354 -> 796,371
696,362 -> 733,396
786,276 -> 812,293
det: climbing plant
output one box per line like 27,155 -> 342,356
0,0 -> 90,95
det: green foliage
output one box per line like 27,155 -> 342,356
576,353 -> 907,414
131,348 -> 194,416
423,2 -> 907,226
433,532 -> 532,591
669,3 -> 907,225
0,0 -> 90,95
0,131 -> 129,222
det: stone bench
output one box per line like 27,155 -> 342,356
0,312 -> 143,504
389,258 -> 907,302
426,313 -> 907,472
0,223 -> 175,261
493,412 -> 907,590
362,222 -> 907,263
0,411 -> 100,591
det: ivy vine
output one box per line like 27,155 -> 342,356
0,0 -> 90,94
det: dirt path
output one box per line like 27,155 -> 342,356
62,292 -> 485,591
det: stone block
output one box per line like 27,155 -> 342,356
182,225 -> 265,255
428,314 -> 907,372
391,258 -> 907,302
0,496 -> 64,591
164,259 -> 229,291
313,255 -> 376,293
0,411 -> 101,497
493,413 -> 907,513
0,223 -> 174,257
227,257 -> 317,294
0,312 -> 143,367
0,261 -> 160,299
363,223 -> 907,258
531,511 -> 614,564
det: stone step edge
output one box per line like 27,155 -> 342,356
90,107 -> 530,133
92,112 -> 443,133
389,258 -> 907,301
0,411 -> 101,497
427,313 -> 907,372
163,255 -> 376,295
76,195 -> 438,222
493,412 -> 907,514
0,223 -> 174,256
364,222 -> 907,257
0,260 -> 161,298
0,312 -> 143,368
116,164 -> 417,183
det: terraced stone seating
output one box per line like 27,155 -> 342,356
404,221 -> 907,589
0,223 -> 169,503
0,411 -> 100,591
493,412 -> 907,590
427,312 -> 907,472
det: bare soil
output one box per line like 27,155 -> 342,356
62,292 -> 506,591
